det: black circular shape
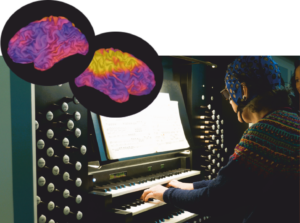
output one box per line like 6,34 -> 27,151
70,32 -> 164,118
1,0 -> 95,86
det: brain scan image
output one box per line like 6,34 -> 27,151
75,48 -> 156,103
7,16 -> 89,71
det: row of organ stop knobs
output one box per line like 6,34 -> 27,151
194,103 -> 228,180
36,96 -> 86,223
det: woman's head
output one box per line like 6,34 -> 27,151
223,56 -> 281,107
221,56 -> 292,121
226,82 -> 292,113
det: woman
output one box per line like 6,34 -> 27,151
141,56 -> 300,223
290,60 -> 300,115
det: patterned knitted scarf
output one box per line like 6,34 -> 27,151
230,109 -> 300,179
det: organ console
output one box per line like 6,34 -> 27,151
33,70 -> 232,223
35,84 -> 88,223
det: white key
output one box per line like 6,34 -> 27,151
117,199 -> 166,216
106,170 -> 200,198
163,211 -> 197,223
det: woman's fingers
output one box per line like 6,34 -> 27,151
140,189 -> 151,201
167,180 -> 177,188
144,192 -> 154,202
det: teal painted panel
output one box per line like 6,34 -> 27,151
10,71 -> 34,223
0,57 -> 14,223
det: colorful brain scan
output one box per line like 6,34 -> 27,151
75,48 -> 156,103
7,16 -> 89,71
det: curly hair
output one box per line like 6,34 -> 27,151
244,86 -> 292,113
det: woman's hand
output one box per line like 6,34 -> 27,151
140,185 -> 168,202
166,180 -> 194,190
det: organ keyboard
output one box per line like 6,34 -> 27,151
94,169 -> 200,197
34,77 -> 232,223
116,198 -> 166,216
